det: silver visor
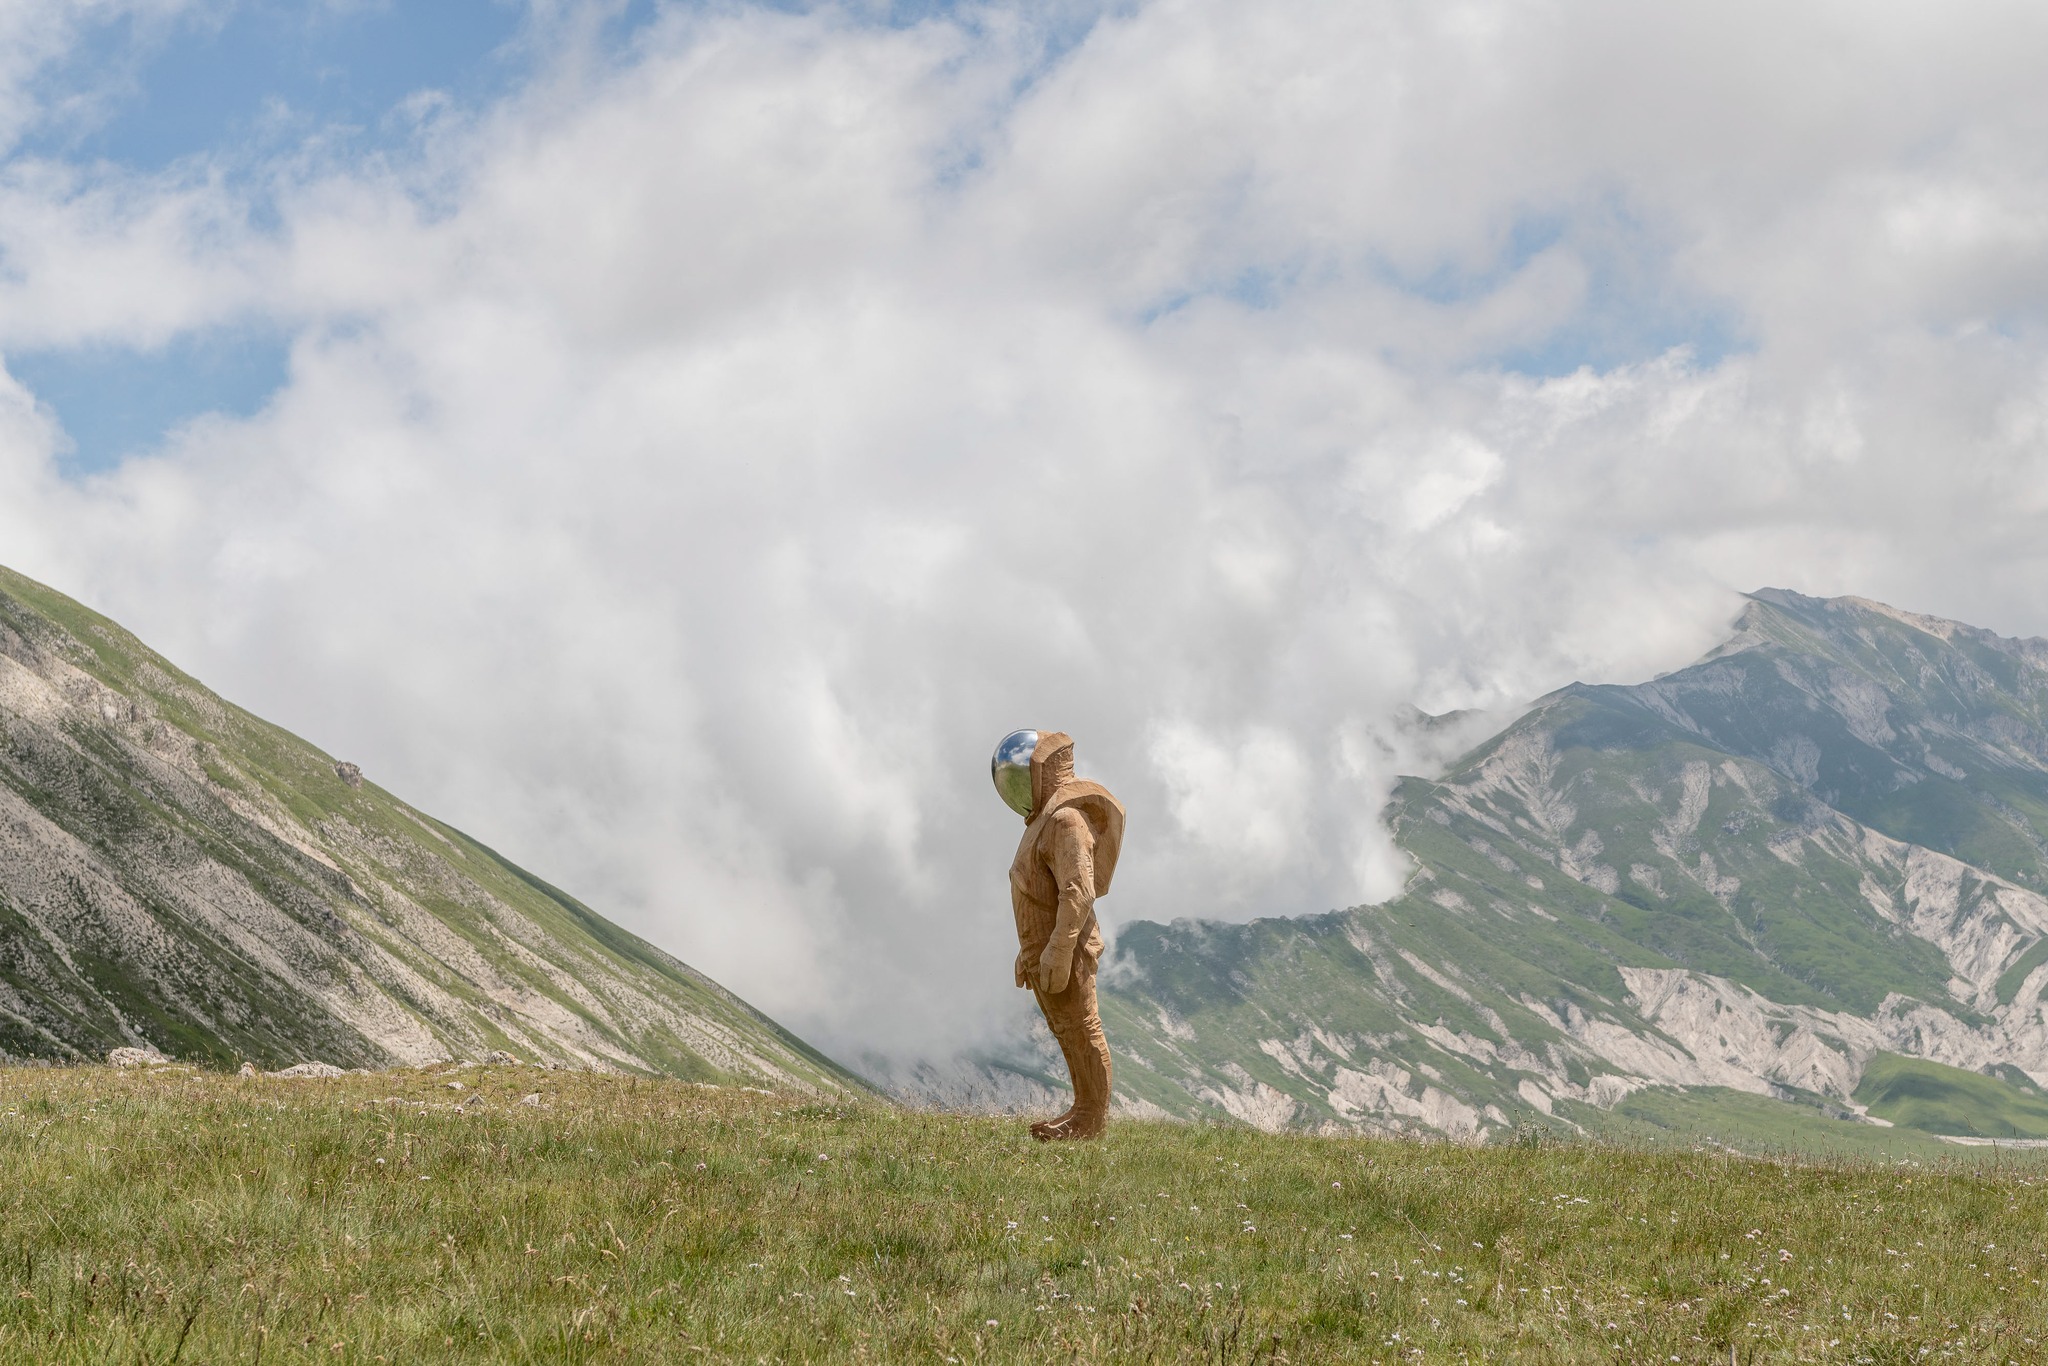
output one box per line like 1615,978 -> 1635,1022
990,729 -> 1039,817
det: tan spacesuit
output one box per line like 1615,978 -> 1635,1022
1000,730 -> 1125,1142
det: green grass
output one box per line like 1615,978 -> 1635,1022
1,1068 -> 2044,1363
1853,1053 -> 2048,1140
1585,1086 -> 1986,1161
1994,939 -> 2048,1007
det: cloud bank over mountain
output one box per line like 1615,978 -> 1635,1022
3,0 -> 2048,1058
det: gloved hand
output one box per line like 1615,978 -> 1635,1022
1014,948 -> 1035,989
1037,946 -> 1073,995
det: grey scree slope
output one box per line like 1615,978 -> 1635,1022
0,564 -> 861,1093
933,590 -> 2048,1149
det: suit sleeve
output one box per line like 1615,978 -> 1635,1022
1044,807 -> 1098,973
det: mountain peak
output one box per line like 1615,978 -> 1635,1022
1745,585 -> 1970,643
1078,586 -> 2048,1149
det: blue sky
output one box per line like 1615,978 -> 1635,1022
9,327 -> 292,471
2,0 -> 1746,475
8,1 -> 569,473
24,2 -> 531,171
8,0 -> 1070,474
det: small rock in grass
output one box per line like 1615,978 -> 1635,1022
107,1047 -> 169,1068
268,1061 -> 347,1079
484,1050 -> 522,1066
520,1093 -> 542,1107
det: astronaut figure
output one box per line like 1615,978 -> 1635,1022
991,729 -> 1126,1141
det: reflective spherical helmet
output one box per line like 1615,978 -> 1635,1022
990,729 -> 1039,817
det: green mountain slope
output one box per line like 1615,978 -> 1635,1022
1852,1052 -> 2048,1139
0,565 -> 861,1092
1090,591 -> 2048,1148
1612,589 -> 2048,891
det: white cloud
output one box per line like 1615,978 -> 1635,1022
4,0 -> 2048,1061
1149,722 -> 1312,888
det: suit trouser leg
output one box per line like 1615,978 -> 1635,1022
1033,981 -> 1084,1128
1033,1016 -> 1082,1132
1034,960 -> 1111,1134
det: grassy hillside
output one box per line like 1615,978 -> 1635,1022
1853,1052 -> 2048,1140
0,565 -> 859,1091
1578,1083 -> 2029,1160
0,1067 -> 2042,1362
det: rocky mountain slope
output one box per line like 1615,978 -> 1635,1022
0,565 -> 860,1092
1030,590 -> 2048,1146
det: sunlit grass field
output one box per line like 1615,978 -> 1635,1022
0,1065 -> 2042,1363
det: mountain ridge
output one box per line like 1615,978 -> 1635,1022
0,564 -> 861,1094
932,588 -> 2048,1151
